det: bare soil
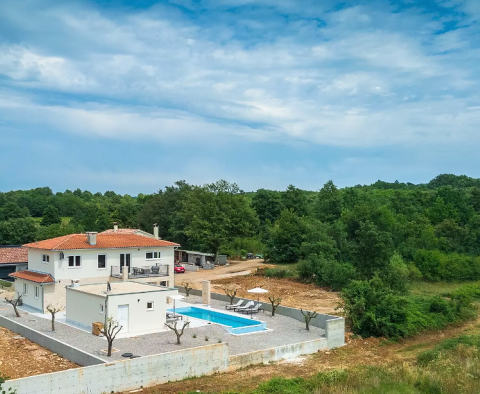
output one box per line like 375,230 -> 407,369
0,326 -> 78,379
211,275 -> 340,314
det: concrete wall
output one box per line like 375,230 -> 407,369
228,338 -> 327,370
27,247 -> 175,284
2,344 -> 229,394
0,314 -> 105,367
179,287 -> 345,348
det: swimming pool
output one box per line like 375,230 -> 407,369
169,306 -> 267,334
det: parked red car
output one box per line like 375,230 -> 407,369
174,264 -> 185,273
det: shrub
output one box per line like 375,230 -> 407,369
265,268 -> 292,279
341,277 -> 477,339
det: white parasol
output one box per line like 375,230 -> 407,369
169,294 -> 186,316
247,287 -> 269,302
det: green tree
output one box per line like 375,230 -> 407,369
265,209 -> 305,264
314,180 -> 343,223
179,181 -> 259,255
0,218 -> 37,245
282,185 -> 309,216
351,220 -> 394,277
251,189 -> 283,225
41,205 -> 61,226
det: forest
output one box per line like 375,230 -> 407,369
2,173 -> 480,338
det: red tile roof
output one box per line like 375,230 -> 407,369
9,270 -> 55,284
100,229 -> 140,234
23,233 -> 179,251
0,247 -> 28,265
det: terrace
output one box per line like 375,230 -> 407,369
110,264 -> 169,279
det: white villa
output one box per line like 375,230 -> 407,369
9,224 -> 180,313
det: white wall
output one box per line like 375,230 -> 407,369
14,278 -> 45,312
66,287 -> 106,330
27,247 -> 175,283
107,288 -> 177,335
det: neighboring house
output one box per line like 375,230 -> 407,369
9,224 -> 180,313
66,281 -> 178,336
0,246 -> 28,279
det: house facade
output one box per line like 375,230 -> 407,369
9,225 -> 180,313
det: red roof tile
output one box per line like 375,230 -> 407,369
23,233 -> 179,251
9,270 -> 55,284
0,247 -> 28,265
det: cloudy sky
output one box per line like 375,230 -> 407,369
0,0 -> 479,194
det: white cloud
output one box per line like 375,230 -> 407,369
0,0 -> 478,151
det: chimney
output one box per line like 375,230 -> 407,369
113,222 -> 118,232
153,223 -> 159,240
86,232 -> 97,246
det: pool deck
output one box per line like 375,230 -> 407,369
0,296 -> 325,362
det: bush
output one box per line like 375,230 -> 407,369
413,249 -> 480,282
265,268 -> 293,279
341,277 -> 477,339
0,279 -> 12,288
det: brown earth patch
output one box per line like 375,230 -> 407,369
0,326 -> 78,379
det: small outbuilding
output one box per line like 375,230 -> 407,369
66,281 -> 178,337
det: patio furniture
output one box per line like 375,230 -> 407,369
143,267 -> 151,275
226,300 -> 244,310
151,266 -> 159,274
234,301 -> 254,312
239,303 -> 263,315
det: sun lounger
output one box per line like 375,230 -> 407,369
239,303 -> 263,314
226,300 -> 244,310
234,301 -> 254,312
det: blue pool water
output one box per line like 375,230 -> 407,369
169,306 -> 267,334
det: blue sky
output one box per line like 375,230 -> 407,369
0,0 -> 479,194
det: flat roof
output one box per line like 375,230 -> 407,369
68,281 -> 177,297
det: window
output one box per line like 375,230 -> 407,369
42,254 -> 49,263
147,302 -> 154,310
145,251 -> 161,260
68,255 -> 81,268
23,282 -> 28,295
99,304 -> 104,314
98,254 -> 106,269
34,286 -> 39,299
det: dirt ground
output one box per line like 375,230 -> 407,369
129,315 -> 480,394
174,260 -> 340,314
0,326 -> 78,379
211,276 -> 340,314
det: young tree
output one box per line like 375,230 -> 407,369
268,295 -> 282,316
223,284 -> 240,304
165,319 -> 190,345
301,309 -> 318,331
101,317 -> 122,357
182,280 -> 194,297
5,293 -> 22,317
46,304 -> 62,331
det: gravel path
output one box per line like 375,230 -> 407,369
0,297 -> 325,362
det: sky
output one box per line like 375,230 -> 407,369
0,0 -> 479,194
